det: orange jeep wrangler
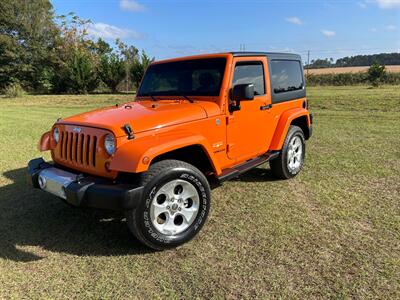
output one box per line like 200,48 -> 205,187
28,52 -> 313,250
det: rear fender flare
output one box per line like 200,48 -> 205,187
269,108 -> 310,150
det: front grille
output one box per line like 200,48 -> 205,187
59,130 -> 98,167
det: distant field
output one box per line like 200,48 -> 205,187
0,87 -> 399,298
307,65 -> 400,74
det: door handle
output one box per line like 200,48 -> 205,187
260,104 -> 272,111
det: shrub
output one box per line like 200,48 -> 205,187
306,71 -> 400,86
3,82 -> 26,98
368,63 -> 386,87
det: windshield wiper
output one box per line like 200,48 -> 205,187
180,95 -> 194,103
149,94 -> 157,101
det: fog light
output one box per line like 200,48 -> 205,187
38,175 -> 46,189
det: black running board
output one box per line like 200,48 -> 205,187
218,151 -> 280,183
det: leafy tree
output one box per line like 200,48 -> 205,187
131,50 -> 154,91
99,43 -> 126,93
0,4 -> 152,95
368,63 -> 386,87
116,39 -> 139,91
65,48 -> 99,93
306,58 -> 333,69
0,0 -> 59,91
52,13 -> 100,93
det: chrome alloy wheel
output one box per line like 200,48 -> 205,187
150,179 -> 200,236
287,136 -> 303,172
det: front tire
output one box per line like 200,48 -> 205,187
127,159 -> 211,250
270,125 -> 305,179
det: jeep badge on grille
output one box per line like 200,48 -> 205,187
72,127 -> 82,133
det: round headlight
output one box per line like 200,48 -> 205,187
104,134 -> 116,156
53,127 -> 60,143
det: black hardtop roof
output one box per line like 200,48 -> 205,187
230,51 -> 302,60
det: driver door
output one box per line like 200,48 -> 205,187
226,57 -> 272,161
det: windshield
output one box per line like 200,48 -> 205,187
138,58 -> 226,97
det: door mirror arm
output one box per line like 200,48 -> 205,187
229,100 -> 241,113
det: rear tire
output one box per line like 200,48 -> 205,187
126,159 -> 211,250
270,125 -> 305,179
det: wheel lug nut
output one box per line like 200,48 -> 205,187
178,207 -> 181,211
167,206 -> 170,209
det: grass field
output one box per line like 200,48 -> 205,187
307,65 -> 400,75
0,86 -> 399,299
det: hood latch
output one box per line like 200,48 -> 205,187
123,124 -> 134,140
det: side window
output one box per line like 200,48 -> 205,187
271,60 -> 303,94
232,62 -> 265,96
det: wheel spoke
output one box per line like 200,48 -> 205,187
160,182 -> 175,198
151,203 -> 168,221
181,190 -> 198,201
295,151 -> 302,160
293,138 -> 301,149
162,214 -> 177,234
180,207 -> 197,224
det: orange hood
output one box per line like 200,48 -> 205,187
57,100 -> 220,137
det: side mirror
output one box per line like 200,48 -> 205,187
229,83 -> 254,112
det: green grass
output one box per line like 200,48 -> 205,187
0,86 -> 399,299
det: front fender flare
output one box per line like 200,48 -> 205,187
269,108 -> 310,150
38,131 -> 51,151
109,132 -> 222,174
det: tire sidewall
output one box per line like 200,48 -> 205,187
135,167 -> 210,248
283,128 -> 305,177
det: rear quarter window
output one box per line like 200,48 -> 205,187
270,60 -> 305,103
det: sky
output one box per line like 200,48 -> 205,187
52,0 -> 400,62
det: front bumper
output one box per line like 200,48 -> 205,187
27,158 -> 143,210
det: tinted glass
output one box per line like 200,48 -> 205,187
232,62 -> 265,95
138,58 -> 226,96
271,60 -> 303,94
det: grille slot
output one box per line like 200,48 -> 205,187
58,129 -> 98,167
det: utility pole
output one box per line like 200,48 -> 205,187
306,50 -> 310,77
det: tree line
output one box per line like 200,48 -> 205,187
0,0 -> 153,95
305,53 -> 400,69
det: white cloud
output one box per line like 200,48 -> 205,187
374,0 -> 400,9
370,27 -> 378,32
285,17 -> 303,25
87,23 -> 142,39
321,30 -> 336,37
357,1 -> 367,8
119,0 -> 145,12
386,24 -> 397,30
